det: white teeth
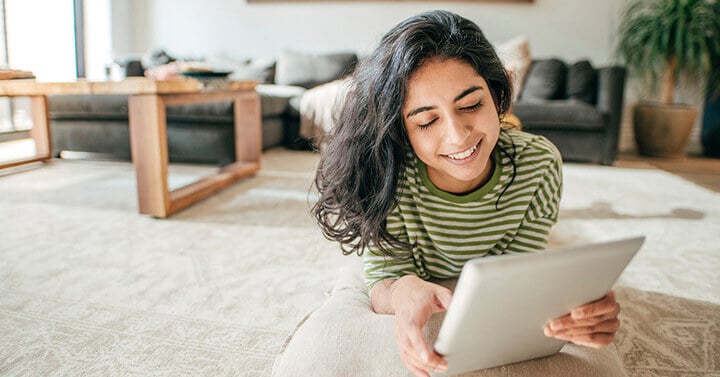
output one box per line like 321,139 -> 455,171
447,145 -> 477,160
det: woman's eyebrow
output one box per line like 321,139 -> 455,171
406,106 -> 435,118
406,85 -> 485,119
454,85 -> 484,102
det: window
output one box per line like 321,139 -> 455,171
0,0 -> 78,137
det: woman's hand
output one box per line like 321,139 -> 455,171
390,275 -> 452,377
544,290 -> 621,348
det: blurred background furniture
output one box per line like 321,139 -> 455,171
513,58 -> 626,165
48,51 -> 357,164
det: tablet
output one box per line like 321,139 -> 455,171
432,236 -> 645,376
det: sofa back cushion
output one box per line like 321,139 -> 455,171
274,50 -> 357,88
566,60 -> 598,104
520,58 -> 568,101
519,58 -> 599,105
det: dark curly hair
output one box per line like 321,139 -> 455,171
313,10 -> 514,258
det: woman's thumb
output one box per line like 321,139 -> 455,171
435,289 -> 453,311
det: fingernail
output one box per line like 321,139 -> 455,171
550,321 -> 561,331
571,310 -> 583,319
436,364 -> 448,372
420,351 -> 428,363
543,327 -> 552,337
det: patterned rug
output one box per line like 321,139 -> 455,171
0,148 -> 718,376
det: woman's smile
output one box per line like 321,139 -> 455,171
441,140 -> 481,164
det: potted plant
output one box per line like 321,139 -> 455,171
617,0 -> 720,157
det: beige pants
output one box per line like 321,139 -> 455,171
273,266 -> 627,377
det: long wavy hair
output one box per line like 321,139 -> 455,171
313,10 -> 513,258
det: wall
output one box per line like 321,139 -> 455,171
114,0 -> 627,64
109,0 -> 704,154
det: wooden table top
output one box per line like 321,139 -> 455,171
0,77 -> 257,96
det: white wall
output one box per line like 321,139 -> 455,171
84,0 -> 112,80
115,0 -> 627,65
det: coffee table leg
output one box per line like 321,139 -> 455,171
30,95 -> 51,157
233,91 -> 262,164
128,94 -> 170,217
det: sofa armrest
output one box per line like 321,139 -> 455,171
596,66 -> 626,164
597,66 -> 626,120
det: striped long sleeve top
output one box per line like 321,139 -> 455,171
363,129 -> 563,290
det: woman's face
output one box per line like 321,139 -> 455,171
402,58 -> 500,194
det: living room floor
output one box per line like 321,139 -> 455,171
614,152 -> 720,192
1,137 -> 719,192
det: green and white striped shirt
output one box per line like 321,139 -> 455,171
363,129 -> 563,290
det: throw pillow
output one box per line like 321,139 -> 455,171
521,58 -> 568,101
495,35 -> 532,102
274,50 -> 357,88
566,60 -> 598,104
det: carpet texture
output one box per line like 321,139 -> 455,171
0,148 -> 718,376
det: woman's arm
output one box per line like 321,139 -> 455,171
370,276 -> 452,377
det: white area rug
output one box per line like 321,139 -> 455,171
0,149 -> 718,376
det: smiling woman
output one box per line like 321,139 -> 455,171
304,10 -> 629,377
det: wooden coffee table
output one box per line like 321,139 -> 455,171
0,78 -> 261,218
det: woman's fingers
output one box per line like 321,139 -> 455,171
551,332 -> 617,349
570,291 -> 617,320
392,280 -> 452,375
435,287 -> 453,311
546,318 -> 620,337
543,291 -> 622,349
401,352 -> 431,377
548,293 -> 620,331
399,323 -> 447,372
547,305 -> 620,332
401,347 -> 447,374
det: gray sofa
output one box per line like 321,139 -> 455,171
49,51 -> 357,165
513,59 -> 626,165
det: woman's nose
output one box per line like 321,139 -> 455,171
445,115 -> 471,144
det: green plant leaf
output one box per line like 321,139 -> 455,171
616,0 -> 720,99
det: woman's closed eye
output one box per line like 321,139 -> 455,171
418,118 -> 437,130
460,101 -> 483,112
415,100 -> 483,130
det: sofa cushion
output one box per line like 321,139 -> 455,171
166,102 -> 234,123
513,100 -> 607,131
566,60 -> 598,105
521,58 -> 568,100
50,92 -> 291,123
274,50 -> 357,88
48,95 -> 128,121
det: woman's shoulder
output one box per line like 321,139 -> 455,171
499,128 -> 561,168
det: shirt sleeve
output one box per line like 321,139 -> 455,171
505,149 -> 563,253
362,204 -> 418,291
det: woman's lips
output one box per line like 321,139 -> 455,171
441,140 -> 481,165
